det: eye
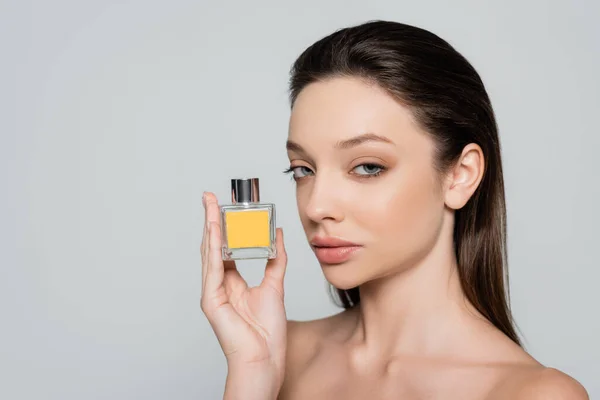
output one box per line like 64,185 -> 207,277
283,165 -> 314,180
352,163 -> 386,177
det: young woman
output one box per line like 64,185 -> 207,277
200,20 -> 588,399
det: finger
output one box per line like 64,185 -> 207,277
201,192 -> 209,290
202,191 -> 219,290
262,227 -> 288,291
201,221 -> 208,285
201,222 -> 210,294
204,192 -> 223,290
201,197 -> 207,276
205,218 -> 225,293
204,192 -> 220,226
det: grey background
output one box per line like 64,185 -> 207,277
1,0 -> 598,398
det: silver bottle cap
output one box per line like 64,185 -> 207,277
231,178 -> 260,204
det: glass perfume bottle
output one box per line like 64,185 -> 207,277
220,178 -> 277,260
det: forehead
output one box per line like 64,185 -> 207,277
288,76 -> 421,144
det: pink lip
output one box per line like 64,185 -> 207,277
310,236 -> 362,264
313,246 -> 362,264
310,236 -> 360,247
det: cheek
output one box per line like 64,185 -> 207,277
295,193 -> 303,221
358,170 -> 443,259
295,188 -> 311,228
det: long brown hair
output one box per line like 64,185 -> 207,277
287,20 -> 521,345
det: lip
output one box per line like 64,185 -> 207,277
310,236 -> 360,248
310,236 -> 362,264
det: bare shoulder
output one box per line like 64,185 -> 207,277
283,318 -> 322,370
283,311 -> 347,371
516,368 -> 589,399
465,322 -> 588,399
500,367 -> 589,399
278,311 -> 353,398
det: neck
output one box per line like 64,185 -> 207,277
347,216 -> 488,362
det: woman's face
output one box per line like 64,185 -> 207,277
287,77 -> 447,289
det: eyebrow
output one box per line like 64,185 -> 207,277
286,132 -> 395,154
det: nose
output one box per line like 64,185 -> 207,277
303,173 -> 345,223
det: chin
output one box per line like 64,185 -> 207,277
320,262 -> 367,290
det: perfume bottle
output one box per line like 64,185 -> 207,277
220,178 -> 277,260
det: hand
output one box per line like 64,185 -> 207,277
200,192 -> 288,385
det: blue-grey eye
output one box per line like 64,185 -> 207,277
292,166 -> 313,178
353,164 -> 384,176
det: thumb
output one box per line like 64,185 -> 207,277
262,227 -> 288,291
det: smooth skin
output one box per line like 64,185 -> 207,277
200,76 -> 589,399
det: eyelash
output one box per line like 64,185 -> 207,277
282,163 -> 387,181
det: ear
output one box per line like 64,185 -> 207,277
444,143 -> 485,210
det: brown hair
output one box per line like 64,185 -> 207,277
287,20 -> 521,345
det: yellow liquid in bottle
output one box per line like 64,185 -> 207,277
225,210 -> 270,249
